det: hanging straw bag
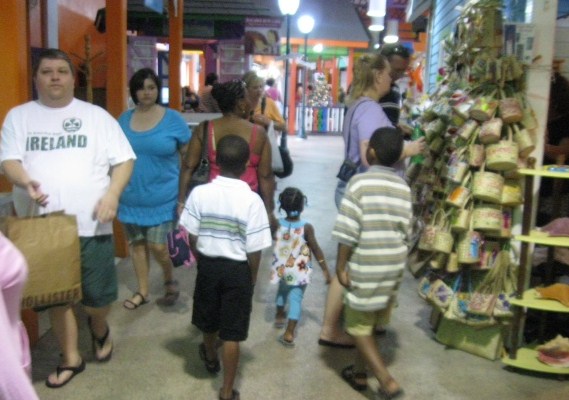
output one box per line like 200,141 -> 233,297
446,148 -> 469,184
430,252 -> 447,270
451,199 -> 473,233
472,165 -> 504,204
457,120 -> 479,143
468,143 -> 485,168
470,96 -> 499,122
456,217 -> 482,264
472,203 -> 503,232
446,172 -> 472,208
485,127 -> 519,171
418,209 -> 445,252
478,118 -> 503,145
432,213 -> 454,254
501,179 -> 523,206
513,123 -> 535,158
446,251 -> 460,273
499,97 -> 524,124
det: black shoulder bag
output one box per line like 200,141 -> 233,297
336,99 -> 372,182
188,120 -> 210,193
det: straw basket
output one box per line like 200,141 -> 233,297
485,129 -> 518,171
451,200 -> 472,233
479,118 -> 503,145
472,204 -> 503,232
430,253 -> 447,270
446,173 -> 472,208
425,119 -> 446,141
429,136 -> 445,154
513,124 -> 535,158
457,120 -> 479,142
446,252 -> 459,273
501,179 -> 523,206
454,101 -> 474,120
447,148 -> 469,184
499,97 -> 523,124
418,209 -> 445,252
486,208 -> 513,239
473,167 -> 504,204
457,229 -> 482,264
433,216 -> 454,254
470,97 -> 498,122
468,143 -> 485,168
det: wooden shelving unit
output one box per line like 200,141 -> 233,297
503,165 -> 569,375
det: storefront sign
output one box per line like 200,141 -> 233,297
245,17 -> 282,55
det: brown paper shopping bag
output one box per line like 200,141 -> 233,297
1,212 -> 82,309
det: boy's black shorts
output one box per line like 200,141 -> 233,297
192,254 -> 253,342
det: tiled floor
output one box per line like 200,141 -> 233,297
31,135 -> 569,399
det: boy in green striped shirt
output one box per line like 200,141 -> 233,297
333,127 -> 411,400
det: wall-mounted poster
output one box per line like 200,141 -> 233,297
127,36 -> 157,81
244,17 -> 281,55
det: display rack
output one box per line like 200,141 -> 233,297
504,164 -> 569,375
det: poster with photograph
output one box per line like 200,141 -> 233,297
244,17 -> 281,55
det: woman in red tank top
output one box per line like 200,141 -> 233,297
178,80 -> 277,232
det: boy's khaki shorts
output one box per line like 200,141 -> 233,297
344,300 -> 394,337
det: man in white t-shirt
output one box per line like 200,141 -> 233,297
0,49 -> 135,388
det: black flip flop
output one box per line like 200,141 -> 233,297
341,365 -> 368,392
318,338 -> 355,349
377,388 -> 404,400
123,292 -> 149,310
45,359 -> 86,388
199,343 -> 220,373
219,389 -> 240,400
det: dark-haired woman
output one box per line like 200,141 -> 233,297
118,68 -> 191,309
178,80 -> 277,231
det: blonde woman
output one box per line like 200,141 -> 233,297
243,71 -> 287,134
319,54 -> 425,350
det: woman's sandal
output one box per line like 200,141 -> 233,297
157,280 -> 180,306
377,388 -> 404,400
341,365 -> 368,392
377,378 -> 403,400
219,389 -> 240,400
88,317 -> 113,362
45,359 -> 86,388
123,292 -> 149,310
199,343 -> 220,374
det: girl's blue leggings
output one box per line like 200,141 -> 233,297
275,282 -> 307,321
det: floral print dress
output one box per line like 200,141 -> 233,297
270,218 -> 312,286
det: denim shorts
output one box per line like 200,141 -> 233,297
124,221 -> 175,245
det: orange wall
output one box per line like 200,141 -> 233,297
58,0 -> 107,88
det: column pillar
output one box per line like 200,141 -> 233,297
105,0 -> 128,258
0,1 -> 30,192
331,57 -> 339,104
347,48 -> 355,90
287,44 -> 299,135
168,0 -> 184,111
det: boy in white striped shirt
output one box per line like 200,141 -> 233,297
333,127 -> 411,400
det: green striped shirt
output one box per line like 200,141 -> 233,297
332,165 -> 412,311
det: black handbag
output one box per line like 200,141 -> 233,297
188,120 -> 210,192
275,131 -> 293,178
261,97 -> 293,178
336,99 -> 373,182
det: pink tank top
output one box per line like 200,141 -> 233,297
207,121 -> 261,191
